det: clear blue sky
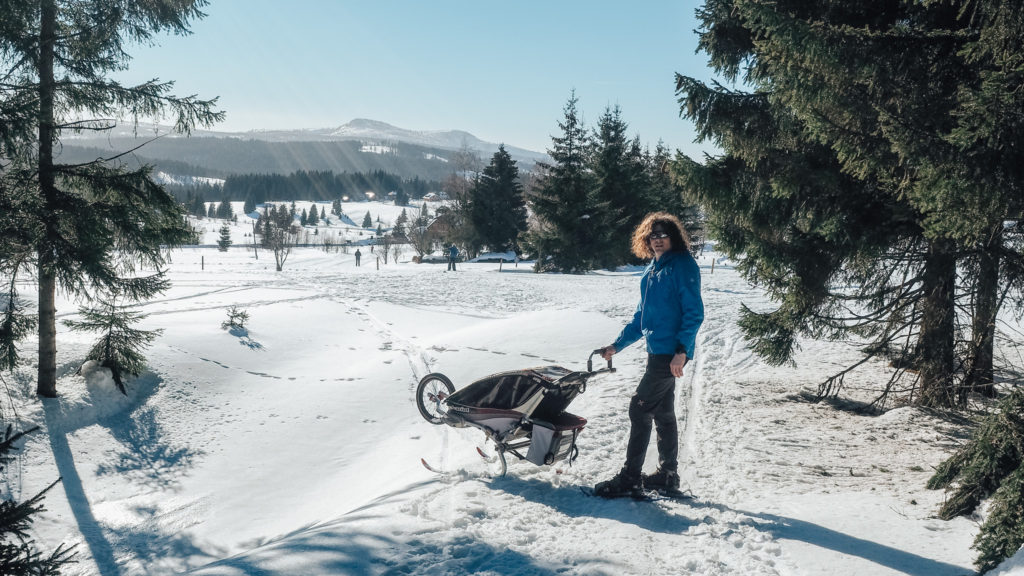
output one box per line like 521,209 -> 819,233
119,0 -> 721,159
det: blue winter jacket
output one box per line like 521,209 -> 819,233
612,250 -> 704,358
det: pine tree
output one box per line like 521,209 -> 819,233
0,181 -> 35,370
650,141 -> 703,250
674,0 -> 1024,409
393,209 -> 409,238
928,390 -> 1024,573
0,425 -> 76,575
526,91 -> 603,273
300,208 -> 308,226
0,0 -> 221,397
217,223 -> 232,251
590,105 -> 640,267
469,145 -> 527,253
308,205 -> 319,226
417,203 -> 431,227
362,211 -> 372,228
243,196 -> 256,216
216,200 -> 233,220
63,287 -> 165,395
207,203 -> 216,218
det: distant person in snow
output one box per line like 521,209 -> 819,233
355,248 -> 362,266
593,212 -> 704,499
447,244 -> 459,272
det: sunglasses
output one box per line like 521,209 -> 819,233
648,232 -> 670,240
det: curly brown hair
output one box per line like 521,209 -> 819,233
629,212 -> 691,259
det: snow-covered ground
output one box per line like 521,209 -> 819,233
2,220 -> 1014,575
195,200 -> 438,251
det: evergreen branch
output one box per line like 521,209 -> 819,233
0,425 -> 40,454
51,133 -> 166,169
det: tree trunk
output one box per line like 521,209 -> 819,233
36,0 -> 58,397
967,224 -> 1001,397
917,238 -> 957,408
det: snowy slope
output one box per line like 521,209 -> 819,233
3,237 -> 997,575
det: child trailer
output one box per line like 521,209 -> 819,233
415,350 -> 614,476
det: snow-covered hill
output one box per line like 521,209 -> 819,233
62,118 -> 550,166
4,222 -> 1010,575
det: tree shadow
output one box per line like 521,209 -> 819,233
104,512 -> 222,574
492,477 -> 969,575
94,405 -> 203,490
187,516 -> 572,576
733,508 -> 972,576
43,400 -> 124,576
40,370 -> 207,576
228,326 -> 263,350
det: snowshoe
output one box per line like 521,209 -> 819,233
642,468 -> 680,491
593,469 -> 644,499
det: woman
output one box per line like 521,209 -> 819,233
594,212 -> 704,498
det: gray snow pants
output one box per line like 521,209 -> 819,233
623,354 -> 678,478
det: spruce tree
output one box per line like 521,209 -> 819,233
393,209 -> 409,238
362,211 -> 372,228
526,91 -> 603,273
469,145 -> 527,253
675,0 -> 1023,408
63,287 -> 165,395
417,203 -> 431,227
0,178 -> 35,370
217,223 -> 232,251
0,423 -> 76,574
590,105 -> 640,267
649,141 -> 703,250
216,200 -> 233,220
928,390 -> 1024,573
2,0 -> 222,398
0,0 -> 222,381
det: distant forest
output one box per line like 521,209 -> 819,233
57,137 -> 464,181
171,170 -> 440,210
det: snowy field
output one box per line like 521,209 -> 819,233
2,212 -> 1016,575
192,200 -> 433,251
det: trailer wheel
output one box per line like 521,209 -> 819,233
416,373 -> 455,424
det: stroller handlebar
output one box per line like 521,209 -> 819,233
587,349 -> 615,374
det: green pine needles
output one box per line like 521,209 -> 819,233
0,424 -> 77,574
217,223 -> 233,252
221,306 -> 249,332
63,291 -> 163,395
928,390 -> 1024,573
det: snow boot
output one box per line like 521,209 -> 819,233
594,468 -> 644,499
642,468 -> 680,494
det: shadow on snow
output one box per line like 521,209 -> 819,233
492,476 -> 968,576
41,370 -> 207,576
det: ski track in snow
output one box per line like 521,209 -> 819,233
10,246 -> 981,576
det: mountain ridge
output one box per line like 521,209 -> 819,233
66,118 -> 549,164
